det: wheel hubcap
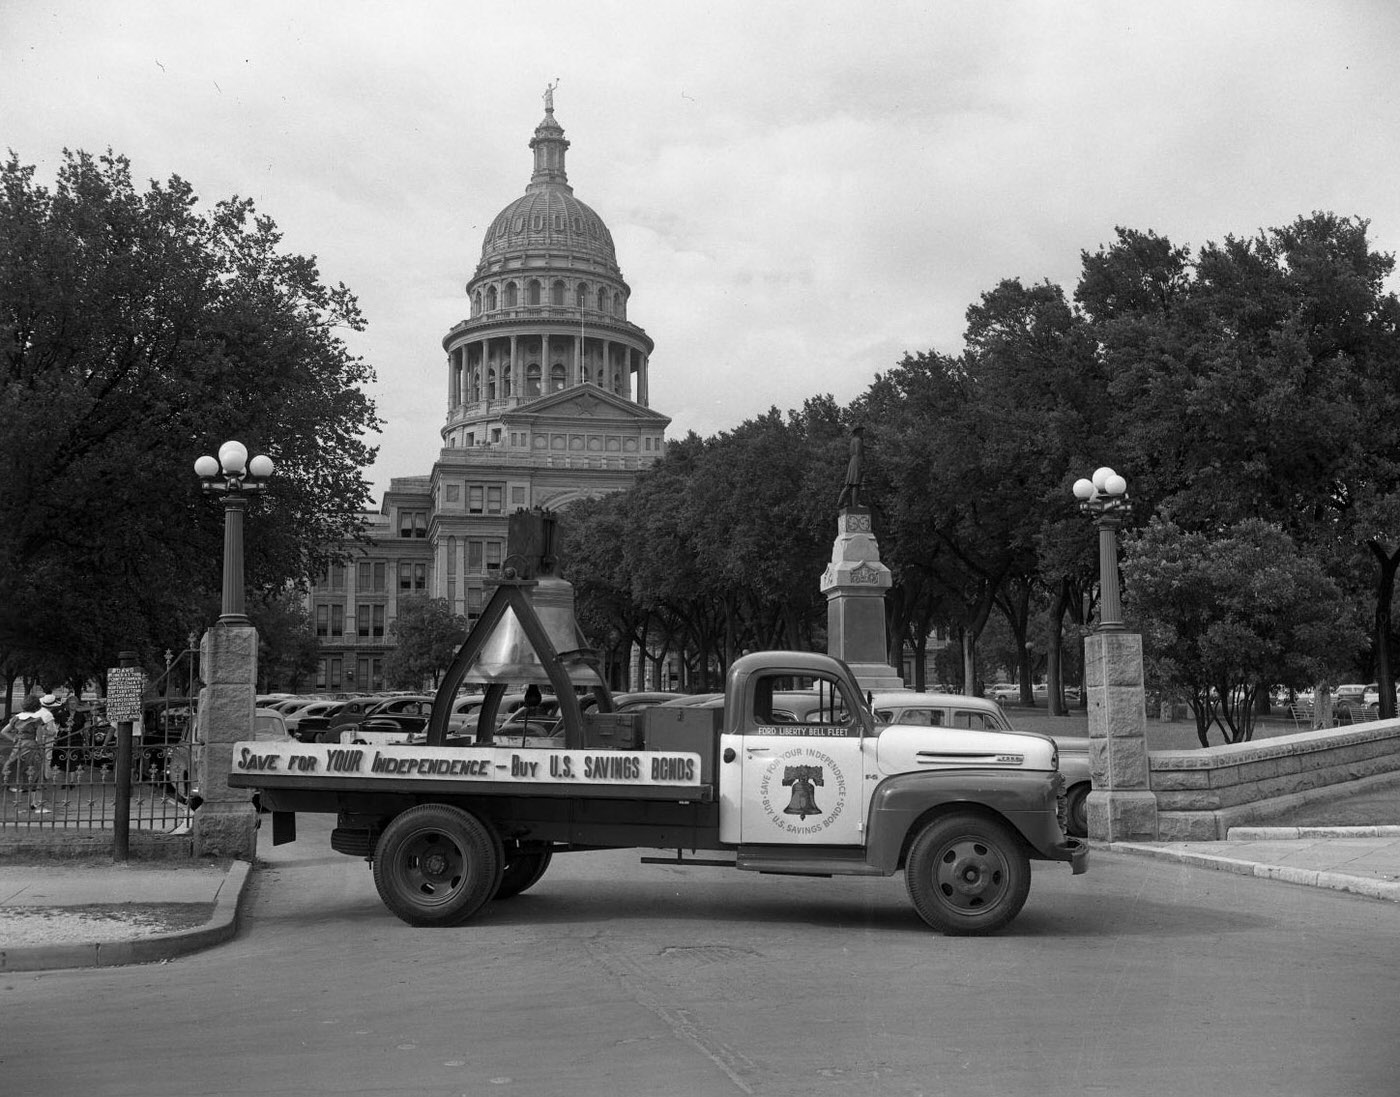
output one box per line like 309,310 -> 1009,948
401,832 -> 465,901
934,838 -> 1007,911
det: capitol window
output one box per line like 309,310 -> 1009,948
505,282 -> 518,307
486,286 -> 497,311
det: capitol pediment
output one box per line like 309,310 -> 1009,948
517,384 -> 669,425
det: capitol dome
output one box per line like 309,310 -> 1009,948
443,88 -> 658,437
480,184 -> 618,273
474,100 -> 619,277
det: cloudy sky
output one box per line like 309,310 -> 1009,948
5,2 -> 1399,498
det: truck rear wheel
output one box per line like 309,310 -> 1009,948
495,849 -> 553,899
372,804 -> 502,926
904,815 -> 1030,935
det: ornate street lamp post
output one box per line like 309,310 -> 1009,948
1072,467 -> 1130,632
195,441 -> 273,624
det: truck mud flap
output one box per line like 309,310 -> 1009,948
271,811 -> 297,846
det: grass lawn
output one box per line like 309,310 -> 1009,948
999,703 -> 1311,750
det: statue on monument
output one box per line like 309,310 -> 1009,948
544,79 -> 559,111
836,424 -> 865,511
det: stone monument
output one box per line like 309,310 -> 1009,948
821,426 -> 903,691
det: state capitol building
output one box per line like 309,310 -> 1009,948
309,91 -> 670,691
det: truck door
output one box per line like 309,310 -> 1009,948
719,672 -> 869,846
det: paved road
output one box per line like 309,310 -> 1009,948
3,815 -> 1398,1096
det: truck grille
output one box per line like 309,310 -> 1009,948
1053,771 -> 1068,832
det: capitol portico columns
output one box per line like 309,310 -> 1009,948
510,335 -> 520,406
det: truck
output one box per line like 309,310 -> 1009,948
229,513 -> 1086,936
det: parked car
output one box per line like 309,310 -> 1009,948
1360,684 -> 1399,710
253,707 -> 292,741
604,691 -> 683,713
1335,683 -> 1369,708
989,682 -> 1050,704
656,693 -> 725,709
869,691 -> 1093,838
269,697 -> 317,715
337,694 -> 515,745
284,699 -> 349,737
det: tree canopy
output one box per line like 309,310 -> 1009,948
0,149 -> 380,692
559,210 -> 1400,718
1123,517 -> 1355,744
383,595 -> 468,689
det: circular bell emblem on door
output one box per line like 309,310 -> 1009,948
758,747 -> 849,835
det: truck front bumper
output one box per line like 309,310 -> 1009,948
1060,836 -> 1089,874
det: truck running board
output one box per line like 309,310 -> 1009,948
735,848 -> 887,878
639,852 -> 737,868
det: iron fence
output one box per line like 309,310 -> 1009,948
0,731 -> 196,833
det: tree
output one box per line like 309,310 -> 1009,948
869,279 -> 1105,701
561,492 -> 650,690
248,591 -> 319,692
0,149 -> 380,679
1122,517 -> 1357,745
1080,215 -> 1400,712
383,596 -> 467,689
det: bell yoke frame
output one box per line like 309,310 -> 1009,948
424,509 -> 612,750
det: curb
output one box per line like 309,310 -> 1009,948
0,860 -> 252,973
1226,825 -> 1400,840
1105,842 -> 1400,903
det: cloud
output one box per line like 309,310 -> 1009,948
4,0 -> 1399,496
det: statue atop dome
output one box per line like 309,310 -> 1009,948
543,79 -> 559,112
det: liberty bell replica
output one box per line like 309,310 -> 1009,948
782,765 -> 824,821
461,509 -> 603,690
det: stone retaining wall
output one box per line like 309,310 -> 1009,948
0,828 -> 193,860
1150,720 -> 1400,839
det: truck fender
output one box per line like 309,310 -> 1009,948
864,769 -> 1065,874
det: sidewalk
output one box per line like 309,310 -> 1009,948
0,859 -> 249,972
1106,828 -> 1400,903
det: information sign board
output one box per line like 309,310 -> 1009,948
106,666 -> 148,725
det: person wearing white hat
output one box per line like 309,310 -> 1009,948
34,694 -> 60,735
2,697 -> 49,811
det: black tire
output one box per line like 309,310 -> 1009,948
904,814 -> 1031,935
372,804 -> 502,926
1065,783 -> 1090,839
495,849 -> 553,900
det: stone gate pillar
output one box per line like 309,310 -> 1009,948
1085,630 -> 1158,841
193,622 -> 259,859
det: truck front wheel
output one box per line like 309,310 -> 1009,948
904,815 -> 1030,935
372,804 -> 502,926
